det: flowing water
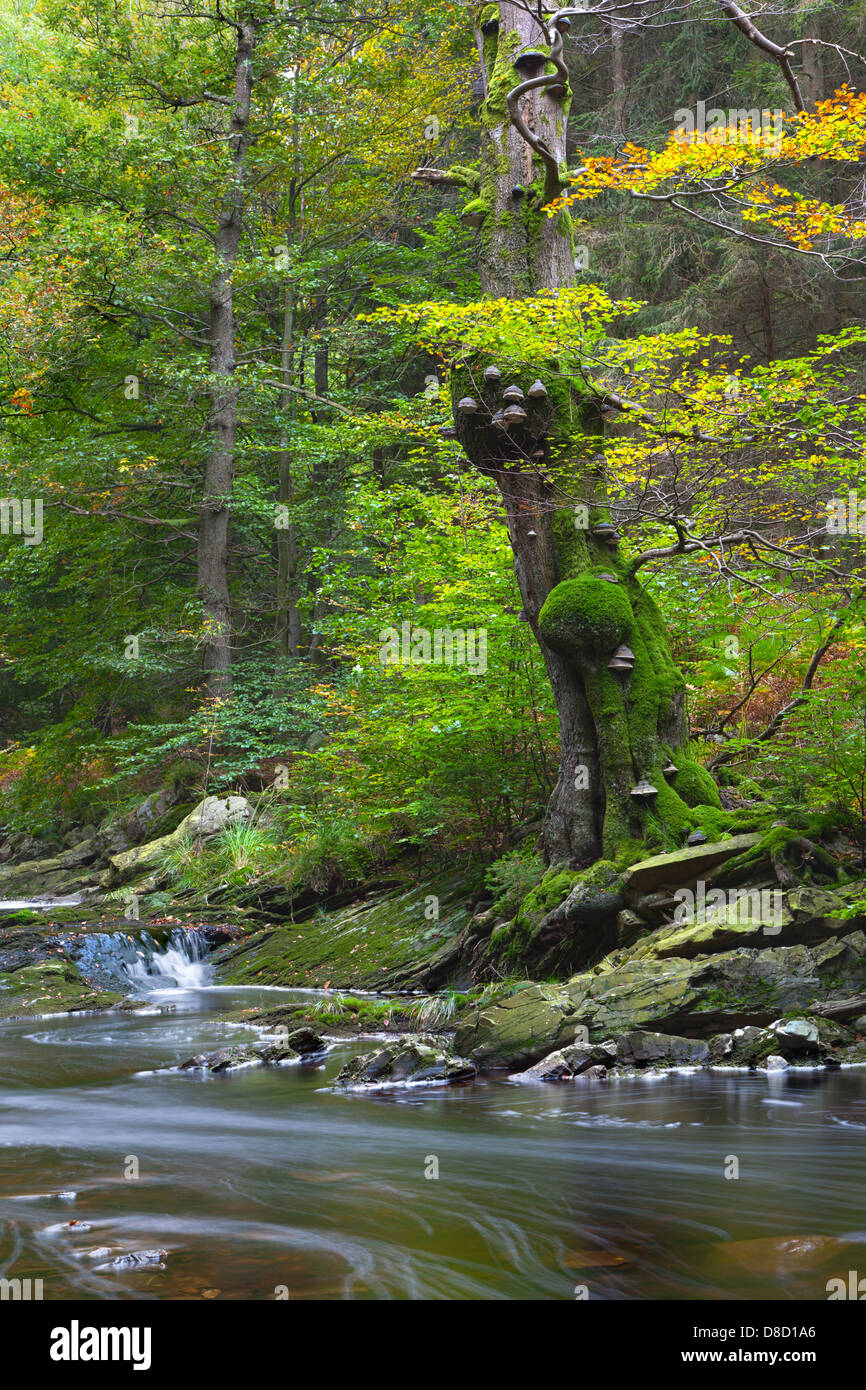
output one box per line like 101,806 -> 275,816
1,927 -> 865,1301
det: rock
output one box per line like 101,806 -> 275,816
708,1032 -> 733,1062
615,1030 -> 709,1068
185,795 -> 253,839
632,882 -> 866,961
512,1039 -> 617,1082
759,1053 -> 789,1071
454,930 -> 866,1066
453,983 -> 582,1068
728,1026 -> 778,1066
94,1249 -> 167,1272
769,1017 -> 821,1053
335,1037 -> 476,1087
109,795 -> 254,885
178,1031 -> 321,1073
580,1065 -> 609,1081
621,834 -> 762,900
616,909 -> 645,949
633,890 -> 681,927
124,790 -> 176,845
283,1026 -> 325,1055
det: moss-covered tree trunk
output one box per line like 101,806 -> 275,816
450,2 -> 718,866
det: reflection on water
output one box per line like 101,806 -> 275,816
1,985 -> 865,1300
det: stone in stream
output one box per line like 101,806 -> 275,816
511,1040 -> 617,1082
335,1037 -> 476,1088
758,1053 -> 789,1071
179,1028 -> 326,1073
94,1249 -> 167,1272
614,1030 -> 709,1068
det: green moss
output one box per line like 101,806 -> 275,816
539,574 -> 633,660
668,755 -> 722,809
0,960 -> 123,1020
524,866 -> 580,915
460,197 -> 488,227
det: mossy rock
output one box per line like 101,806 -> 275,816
0,959 -> 124,1019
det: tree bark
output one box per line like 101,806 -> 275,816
449,3 -> 717,866
198,18 -> 257,695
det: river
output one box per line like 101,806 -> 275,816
1,929 -> 865,1301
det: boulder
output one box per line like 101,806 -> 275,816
759,1053 -> 789,1071
454,930 -> 866,1066
708,1032 -> 733,1062
512,1039 -> 617,1082
726,1026 -> 778,1066
335,1037 -> 476,1087
453,983 -> 583,1068
109,796 -> 253,884
769,1017 -> 821,1053
616,909 -> 645,949
615,1030 -> 709,1067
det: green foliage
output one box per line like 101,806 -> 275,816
485,844 -> 547,918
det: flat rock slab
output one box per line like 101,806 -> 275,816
621,834 -> 762,900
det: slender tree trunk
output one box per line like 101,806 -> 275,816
198,18 -> 257,694
799,2 -> 824,109
610,9 -> 627,135
449,2 -> 716,866
275,278 -> 300,661
275,69 -> 302,666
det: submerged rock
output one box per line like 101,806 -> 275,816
94,1249 -> 167,1272
335,1037 -> 476,1088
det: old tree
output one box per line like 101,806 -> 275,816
410,0 -> 866,869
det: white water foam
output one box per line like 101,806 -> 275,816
123,932 -> 212,992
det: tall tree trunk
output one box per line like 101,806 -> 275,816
799,2 -> 824,109
275,278 -> 300,662
449,2 -> 717,866
198,18 -> 257,694
610,9 -> 627,135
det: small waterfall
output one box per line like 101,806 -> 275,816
70,928 -> 213,994
123,930 -> 212,992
